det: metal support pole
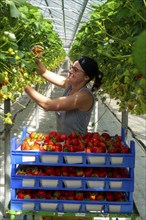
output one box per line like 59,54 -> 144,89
4,99 -> 11,216
121,108 -> 128,140
35,85 -> 39,130
35,104 -> 39,130
94,100 -> 98,132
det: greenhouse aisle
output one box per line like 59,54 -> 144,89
0,63 -> 146,220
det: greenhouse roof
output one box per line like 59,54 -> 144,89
27,0 -> 105,50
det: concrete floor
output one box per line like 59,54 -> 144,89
0,64 -> 145,220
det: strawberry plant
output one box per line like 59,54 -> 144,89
69,0 -> 146,115
0,0 -> 66,123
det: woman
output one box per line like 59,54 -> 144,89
25,56 -> 103,135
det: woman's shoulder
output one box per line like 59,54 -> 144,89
79,86 -> 93,95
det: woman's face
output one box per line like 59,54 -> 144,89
67,61 -> 89,85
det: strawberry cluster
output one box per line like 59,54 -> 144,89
17,166 -> 128,178
20,130 -> 130,154
17,189 -> 127,201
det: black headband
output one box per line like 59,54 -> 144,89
77,56 -> 98,80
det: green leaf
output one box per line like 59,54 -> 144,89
9,2 -> 21,18
106,1 -> 116,10
133,30 -> 146,76
13,0 -> 26,5
2,85 -> 8,93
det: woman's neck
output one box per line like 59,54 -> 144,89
69,84 -> 86,95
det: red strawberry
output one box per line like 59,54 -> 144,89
45,167 -> 55,176
97,167 -> 107,178
17,191 -> 25,199
55,167 -> 61,176
115,192 -> 125,201
107,146 -> 120,153
75,192 -> 83,200
59,134 -> 68,142
46,191 -> 52,199
105,192 -> 115,201
114,134 -> 122,142
63,144 -> 71,152
96,192 -> 105,201
85,167 -> 93,177
121,145 -> 130,153
61,166 -> 68,176
101,132 -> 111,139
37,190 -> 46,199
55,142 -> 62,152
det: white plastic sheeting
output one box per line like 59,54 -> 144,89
27,0 -> 105,49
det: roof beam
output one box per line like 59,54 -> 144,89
61,0 -> 66,39
44,0 -> 54,20
69,0 -> 89,48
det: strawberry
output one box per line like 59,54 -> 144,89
17,191 -> 25,199
85,167 -> 93,177
115,192 -> 125,201
75,192 -> 83,200
96,167 -> 107,178
101,132 -> 111,139
83,132 -> 93,139
63,144 -> 70,152
45,167 -> 55,176
46,191 -> 52,199
92,132 -> 100,139
75,168 -> 84,177
39,143 -> 47,151
55,142 -> 62,152
55,167 -> 61,176
114,134 -> 122,142
107,145 -> 120,153
89,192 -> 97,200
86,147 -> 91,153
59,134 -> 68,142
61,166 -> 68,176
105,192 -> 115,201
36,133 -> 44,142
91,146 -> 104,153
96,192 -> 105,201
31,167 -> 39,176
21,141 -> 30,150
121,145 -> 130,153
24,194 -> 31,199
29,131 -> 37,139
37,190 -> 46,199
31,142 -> 40,150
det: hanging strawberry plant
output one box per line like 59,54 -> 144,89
0,0 -> 66,103
69,0 -> 146,115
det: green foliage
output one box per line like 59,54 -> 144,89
0,0 -> 66,103
133,30 -> 146,76
69,0 -> 146,115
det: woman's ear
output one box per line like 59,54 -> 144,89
84,75 -> 90,81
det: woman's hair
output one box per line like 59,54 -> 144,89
77,56 -> 103,91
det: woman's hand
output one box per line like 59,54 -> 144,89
31,45 -> 46,75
